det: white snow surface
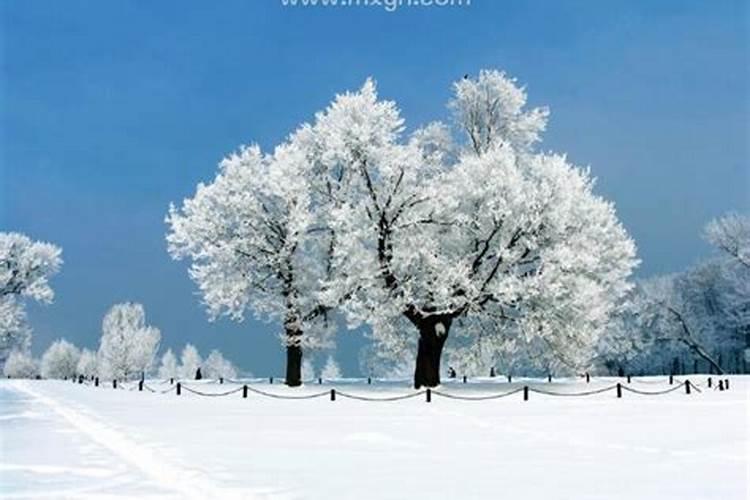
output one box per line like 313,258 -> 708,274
0,376 -> 747,499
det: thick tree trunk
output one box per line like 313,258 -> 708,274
413,317 -> 452,389
284,323 -> 304,387
285,343 -> 302,387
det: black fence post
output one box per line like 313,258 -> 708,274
113,379 -> 117,389
426,389 -> 432,403
269,377 -> 273,384
685,381 -> 691,395
176,382 -> 181,396
170,377 -> 174,385
318,377 -> 322,385
585,372 -> 590,383
523,386 -> 529,401
507,374 -> 512,383
330,389 -> 336,401
463,375 -> 467,384
669,374 -> 674,385
627,374 -> 631,384
242,385 -> 248,398
547,374 -> 552,383
707,377 -> 712,388
94,377 -> 99,387
367,377 -> 372,385
616,383 -> 622,398
725,378 -> 730,390
138,380 -> 143,392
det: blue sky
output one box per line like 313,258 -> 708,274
1,0 -> 748,376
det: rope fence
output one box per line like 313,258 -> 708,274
67,375 -> 730,403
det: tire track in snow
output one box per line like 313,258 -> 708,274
9,381 -> 261,500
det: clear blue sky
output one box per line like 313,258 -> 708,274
2,1 -> 748,376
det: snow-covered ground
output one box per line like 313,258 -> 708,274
0,376 -> 747,499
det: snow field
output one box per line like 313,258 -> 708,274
1,376 -> 747,499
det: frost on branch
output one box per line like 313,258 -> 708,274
0,232 -> 62,304
0,232 -> 62,364
0,298 -> 31,364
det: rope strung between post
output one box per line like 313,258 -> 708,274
242,385 -> 330,400
143,383 -> 177,394
629,378 -> 674,385
180,385 -> 245,397
101,378 -> 707,400
431,387 -> 525,401
621,382 -> 697,395
529,384 -> 619,397
335,390 -> 427,402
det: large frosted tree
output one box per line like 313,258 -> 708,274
0,233 -> 62,363
309,71 -> 638,387
98,302 -> 161,380
166,137 -> 335,386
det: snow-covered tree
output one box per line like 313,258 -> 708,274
0,233 -> 62,364
3,350 -> 39,378
705,212 -> 750,269
320,355 -> 341,379
97,303 -> 161,380
310,71 -> 637,387
179,344 -> 202,379
301,357 -> 316,381
203,349 -> 237,379
705,212 -> 749,369
158,349 -> 179,379
76,348 -> 98,378
0,298 -> 31,364
637,268 -> 732,374
41,339 -> 80,379
166,122 -> 336,387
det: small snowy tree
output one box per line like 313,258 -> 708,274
41,339 -> 80,379
158,349 -> 179,379
98,303 -> 161,380
0,233 -> 62,364
179,344 -> 202,379
301,357 -> 316,381
3,350 -> 39,378
76,349 -> 98,378
203,349 -> 237,379
320,355 -> 342,380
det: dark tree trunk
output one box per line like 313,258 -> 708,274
285,342 -> 302,387
413,317 -> 452,389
